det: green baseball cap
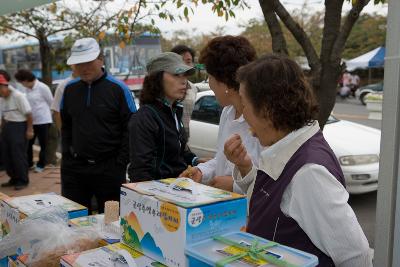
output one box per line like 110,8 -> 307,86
146,52 -> 195,75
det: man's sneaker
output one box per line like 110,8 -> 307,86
45,164 -> 58,169
14,182 -> 28,191
34,166 -> 44,173
1,180 -> 16,187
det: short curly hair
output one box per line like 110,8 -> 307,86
139,71 -> 164,106
199,35 -> 256,91
237,54 -> 319,132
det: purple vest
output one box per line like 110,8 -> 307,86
247,131 -> 345,267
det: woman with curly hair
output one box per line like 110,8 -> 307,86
225,54 -> 371,266
179,35 -> 263,193
128,52 -> 197,181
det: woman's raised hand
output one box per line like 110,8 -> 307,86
179,166 -> 203,183
224,134 -> 252,176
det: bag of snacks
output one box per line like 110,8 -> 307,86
0,206 -> 101,267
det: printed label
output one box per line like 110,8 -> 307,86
188,208 -> 204,228
160,202 -> 180,232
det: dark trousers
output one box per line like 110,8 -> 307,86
0,137 -> 3,167
61,156 -> 126,214
45,123 -> 59,165
27,123 -> 50,168
1,121 -> 29,184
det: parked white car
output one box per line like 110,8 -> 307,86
189,90 -> 381,194
194,79 -> 212,92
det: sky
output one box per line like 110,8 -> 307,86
0,0 -> 388,45
152,0 -> 388,37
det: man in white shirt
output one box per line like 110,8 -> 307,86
0,73 -> 33,190
0,69 -> 12,171
171,45 -> 198,138
51,66 -> 78,131
15,69 -> 53,173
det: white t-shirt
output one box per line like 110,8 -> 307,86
197,105 -> 263,188
22,80 -> 53,125
0,86 -> 32,122
51,76 -> 73,112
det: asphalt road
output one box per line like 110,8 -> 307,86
332,96 -> 379,248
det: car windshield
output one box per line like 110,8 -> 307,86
326,115 -> 339,124
362,82 -> 383,91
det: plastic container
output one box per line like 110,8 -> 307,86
69,214 -> 120,245
185,232 -> 318,267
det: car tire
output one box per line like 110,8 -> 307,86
360,92 -> 370,105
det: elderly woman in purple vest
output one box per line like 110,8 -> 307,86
224,54 -> 372,267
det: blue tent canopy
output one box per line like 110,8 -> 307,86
346,46 -> 385,71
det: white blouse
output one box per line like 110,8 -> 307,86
234,122 -> 372,267
197,105 -> 263,192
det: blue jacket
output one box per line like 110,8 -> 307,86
61,71 -> 136,170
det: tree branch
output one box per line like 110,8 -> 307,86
128,0 -> 145,43
259,0 -> 288,55
330,0 -> 370,63
320,0 -> 344,65
272,0 -> 320,71
83,2 -> 104,25
48,26 -> 77,36
0,23 -> 37,39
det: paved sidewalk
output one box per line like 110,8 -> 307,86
0,167 -> 61,197
0,147 -> 61,197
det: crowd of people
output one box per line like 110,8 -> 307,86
0,35 -> 373,266
0,68 -> 54,190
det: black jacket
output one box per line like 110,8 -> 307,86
60,71 -> 136,171
128,100 -> 196,181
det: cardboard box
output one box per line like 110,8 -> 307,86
0,192 -> 87,238
60,242 -> 166,267
7,255 -> 27,267
120,178 -> 247,267
0,193 -> 10,267
69,214 -> 120,245
186,231 -> 319,267
0,192 -> 10,239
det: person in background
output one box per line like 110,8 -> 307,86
180,36 -> 262,193
0,73 -> 33,190
15,69 -> 53,173
128,52 -> 197,181
51,65 -> 78,131
0,70 -> 12,172
225,54 -> 372,266
61,37 -> 136,214
350,72 -> 361,97
170,45 -> 198,138
45,67 -> 79,168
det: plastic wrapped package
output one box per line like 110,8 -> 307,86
0,207 -> 101,267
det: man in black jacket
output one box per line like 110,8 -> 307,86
60,37 -> 136,213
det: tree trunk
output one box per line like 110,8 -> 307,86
259,0 -> 289,55
37,30 -> 58,166
38,32 -> 52,87
314,0 -> 343,129
316,62 -> 341,129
